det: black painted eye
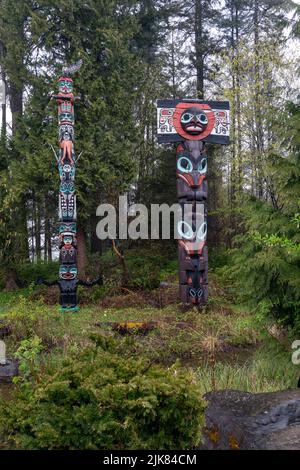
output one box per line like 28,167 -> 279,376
181,113 -> 194,124
177,157 -> 193,173
196,113 -> 208,125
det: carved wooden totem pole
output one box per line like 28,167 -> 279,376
38,61 -> 101,311
157,99 -> 230,306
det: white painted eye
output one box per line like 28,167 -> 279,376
177,157 -> 193,173
181,113 -> 193,124
189,288 -> 197,297
198,157 -> 207,174
197,113 -> 208,124
177,221 -> 194,239
197,222 -> 207,240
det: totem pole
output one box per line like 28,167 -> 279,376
157,99 -> 230,306
38,61 -> 101,311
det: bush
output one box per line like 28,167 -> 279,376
0,335 -> 206,450
223,198 -> 300,331
100,245 -> 177,291
16,260 -> 59,287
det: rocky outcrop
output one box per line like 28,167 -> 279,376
201,389 -> 300,450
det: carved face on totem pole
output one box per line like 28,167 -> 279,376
60,181 -> 75,193
59,124 -> 74,141
58,77 -> 74,94
59,265 -> 77,280
180,107 -> 209,136
59,233 -> 77,248
178,217 -> 207,256
59,105 -> 74,125
176,144 -> 207,201
59,192 -> 76,221
157,100 -> 229,144
59,163 -> 75,181
157,99 -> 230,306
178,246 -> 208,305
177,202 -> 208,305
59,222 -> 76,234
59,245 -> 77,264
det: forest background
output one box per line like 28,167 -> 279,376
1,0 -> 300,330
1,0 -> 300,450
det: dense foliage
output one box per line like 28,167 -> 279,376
222,102 -> 300,331
0,2 -> 300,452
0,335 -> 206,450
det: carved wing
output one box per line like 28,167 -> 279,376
62,59 -> 83,76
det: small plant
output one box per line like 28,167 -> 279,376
13,335 -> 44,382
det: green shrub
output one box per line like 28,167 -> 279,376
222,198 -> 300,331
0,335 -> 206,450
99,245 -> 177,290
16,260 -> 59,287
13,335 -> 44,382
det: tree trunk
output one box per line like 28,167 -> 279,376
5,271 -> 18,291
195,0 -> 204,99
234,4 -> 242,195
9,83 -> 23,135
229,0 -> 237,210
0,74 -> 6,143
35,203 -> 41,261
253,0 -> 264,199
45,215 -> 52,262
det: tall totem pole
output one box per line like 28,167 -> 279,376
38,61 -> 101,311
157,99 -> 230,307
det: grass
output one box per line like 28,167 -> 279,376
0,248 -> 299,449
0,272 -> 298,393
197,341 -> 299,394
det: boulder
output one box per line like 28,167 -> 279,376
201,389 -> 300,450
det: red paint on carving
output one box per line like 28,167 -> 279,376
173,103 -> 215,141
178,239 -> 205,255
177,173 -> 206,189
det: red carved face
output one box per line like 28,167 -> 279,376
58,77 -> 73,94
173,103 -> 215,141
176,148 -> 207,189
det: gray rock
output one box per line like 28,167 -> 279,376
0,359 -> 18,383
201,389 -> 300,450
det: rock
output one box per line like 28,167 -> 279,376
201,389 -> 300,450
0,359 -> 19,383
159,282 -> 170,288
